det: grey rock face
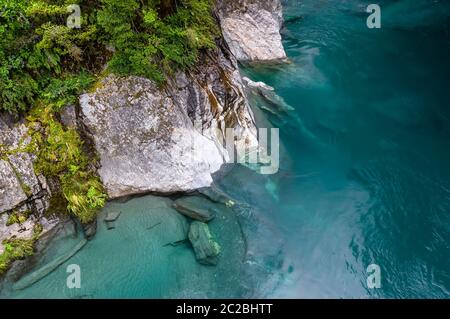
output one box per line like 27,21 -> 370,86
217,0 -> 287,61
80,44 -> 258,199
0,116 -> 57,254
188,221 -> 221,265
0,120 -> 39,213
0,160 -> 27,213
80,76 -> 225,198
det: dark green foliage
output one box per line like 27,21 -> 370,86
0,0 -> 99,113
97,0 -> 219,81
0,0 -> 219,114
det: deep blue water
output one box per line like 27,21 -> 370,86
2,0 -> 450,298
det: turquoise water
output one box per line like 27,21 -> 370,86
2,0 -> 450,298
2,195 -> 252,298
238,0 -> 450,298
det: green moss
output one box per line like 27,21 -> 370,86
33,223 -> 44,237
6,214 -> 19,227
6,210 -> 32,226
26,104 -> 107,224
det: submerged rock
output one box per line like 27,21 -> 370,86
242,76 -> 294,118
104,211 -> 121,222
172,196 -> 220,222
82,219 -> 97,240
217,0 -> 287,61
188,221 -> 221,266
198,184 -> 235,206
158,204 -> 190,246
104,211 -> 121,230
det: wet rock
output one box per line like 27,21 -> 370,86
159,206 -> 190,246
104,211 -> 121,222
188,221 -> 221,265
172,196 -> 219,222
198,184 -> 235,206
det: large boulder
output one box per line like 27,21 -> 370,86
188,221 -> 221,265
80,76 -> 226,198
80,44 -> 258,199
217,0 -> 287,61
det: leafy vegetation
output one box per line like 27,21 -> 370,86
1,0 -> 219,114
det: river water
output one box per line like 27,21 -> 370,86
2,0 -> 450,298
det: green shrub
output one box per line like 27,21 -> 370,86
97,0 -> 219,81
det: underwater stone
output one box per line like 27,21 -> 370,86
188,221 -> 221,266
82,219 -> 97,240
172,196 -> 218,222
